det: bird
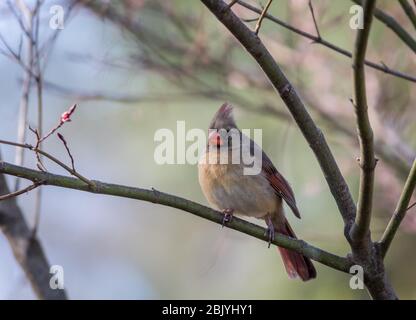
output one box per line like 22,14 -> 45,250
198,102 -> 316,281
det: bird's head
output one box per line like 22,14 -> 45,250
207,103 -> 239,148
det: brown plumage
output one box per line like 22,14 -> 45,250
198,103 -> 316,281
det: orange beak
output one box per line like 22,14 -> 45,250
208,131 -> 224,146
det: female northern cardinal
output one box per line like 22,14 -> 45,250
198,103 -> 316,281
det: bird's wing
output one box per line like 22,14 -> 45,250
261,151 -> 301,219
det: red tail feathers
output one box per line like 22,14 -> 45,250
277,219 -> 316,281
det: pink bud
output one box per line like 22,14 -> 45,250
60,104 -> 77,123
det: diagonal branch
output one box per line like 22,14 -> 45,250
200,0 -> 356,233
352,0 -> 416,53
380,158 -> 416,257
0,180 -> 43,201
254,0 -> 272,35
0,160 -> 352,273
398,0 -> 416,30
350,0 -> 377,245
236,0 -> 416,83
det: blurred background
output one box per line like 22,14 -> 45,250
0,0 -> 415,299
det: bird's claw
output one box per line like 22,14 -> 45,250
221,209 -> 234,227
265,216 -> 275,248
264,227 -> 275,248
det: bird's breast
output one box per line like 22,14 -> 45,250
198,150 -> 279,218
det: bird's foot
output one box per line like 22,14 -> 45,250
264,216 -> 275,248
221,208 -> 234,227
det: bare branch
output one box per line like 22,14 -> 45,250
57,133 -> 75,171
29,126 -> 46,171
0,166 -> 67,299
254,0 -> 273,35
352,0 -> 416,53
0,160 -> 352,273
350,0 -> 377,245
32,0 -> 44,237
380,158 -> 416,257
28,126 -> 47,172
0,139 -> 94,188
399,0 -> 416,30
236,1 -> 416,83
308,0 -> 321,40
0,181 -> 43,201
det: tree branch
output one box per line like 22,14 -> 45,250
0,160 -> 352,273
0,181 -> 43,201
0,167 -> 67,299
380,158 -> 416,257
236,0 -> 416,83
254,0 -> 272,35
352,0 -> 416,53
350,0 -> 377,245
398,0 -> 416,30
200,0 -> 356,234
308,0 -> 321,40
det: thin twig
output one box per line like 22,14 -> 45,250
254,0 -> 273,35
14,62 -> 33,190
0,181 -> 43,201
380,159 -> 416,257
226,0 -> 239,10
39,104 -> 77,143
308,0 -> 321,40
31,0 -> 44,238
235,1 -> 416,83
28,126 -> 46,171
242,17 -> 258,23
13,1 -> 36,188
0,139 -> 95,188
350,0 -> 377,246
6,0 -> 32,39
57,133 -> 75,171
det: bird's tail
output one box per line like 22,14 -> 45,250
275,218 -> 316,281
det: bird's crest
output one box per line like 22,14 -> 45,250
209,102 -> 237,130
